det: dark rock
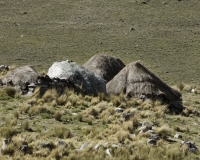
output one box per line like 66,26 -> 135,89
83,55 -> 125,83
147,139 -> 157,145
122,113 -> 133,121
58,140 -> 66,148
180,141 -> 198,153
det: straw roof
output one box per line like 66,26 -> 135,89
83,54 -> 125,83
106,61 -> 181,103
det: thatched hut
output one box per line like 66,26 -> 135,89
106,61 -> 182,103
83,54 -> 125,83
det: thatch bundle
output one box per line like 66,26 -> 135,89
107,61 -> 181,103
83,54 -> 125,83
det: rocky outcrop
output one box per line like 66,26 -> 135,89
83,55 -> 125,83
47,60 -> 106,95
106,61 -> 183,112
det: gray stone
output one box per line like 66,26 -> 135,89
1,138 -> 12,151
115,107 -> 123,113
106,148 -> 112,156
138,126 -> 150,133
57,140 -> 66,147
94,144 -> 102,150
174,133 -> 182,139
47,61 -> 106,95
20,145 -> 28,152
150,134 -> 160,141
147,139 -> 157,145
122,113 -> 133,121
79,143 -> 88,150
180,141 -> 198,153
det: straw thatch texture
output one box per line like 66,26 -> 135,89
106,61 -> 181,103
83,54 -> 125,83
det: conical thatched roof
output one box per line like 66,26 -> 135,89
0,65 -> 39,86
106,61 -> 181,103
83,54 -> 125,83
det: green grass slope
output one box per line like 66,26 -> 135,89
0,0 -> 200,85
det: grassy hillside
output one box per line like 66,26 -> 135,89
0,86 -> 200,159
0,0 -> 200,85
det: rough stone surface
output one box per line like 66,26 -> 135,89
47,61 -> 106,95
106,61 -> 183,112
83,54 -> 125,83
0,66 -> 39,87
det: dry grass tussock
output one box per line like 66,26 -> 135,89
0,83 -> 200,159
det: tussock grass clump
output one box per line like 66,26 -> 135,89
86,116 -> 93,125
156,124 -> 173,139
68,95 -> 79,106
100,107 -> 115,119
89,108 -> 99,118
182,106 -> 199,117
166,144 -> 188,160
81,126 -> 92,135
140,110 -> 152,118
0,126 -> 16,138
90,97 -> 100,105
54,112 -> 62,121
173,125 -> 189,132
98,93 -> 106,101
5,118 -> 17,126
110,94 -> 121,106
13,110 -> 19,119
0,89 -> 8,97
1,143 -> 15,156
116,130 -> 130,143
4,87 -> 17,98
42,89 -> 58,102
139,99 -> 154,110
29,105 -> 52,115
177,82 -> 186,91
20,104 -> 30,113
54,126 -> 73,139
21,120 -> 29,131
76,113 -> 83,122
56,94 -> 68,106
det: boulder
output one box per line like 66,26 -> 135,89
106,61 -> 182,111
0,65 -> 39,88
47,60 -> 106,95
83,55 -> 125,83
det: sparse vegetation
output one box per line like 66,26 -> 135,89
0,0 -> 200,159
